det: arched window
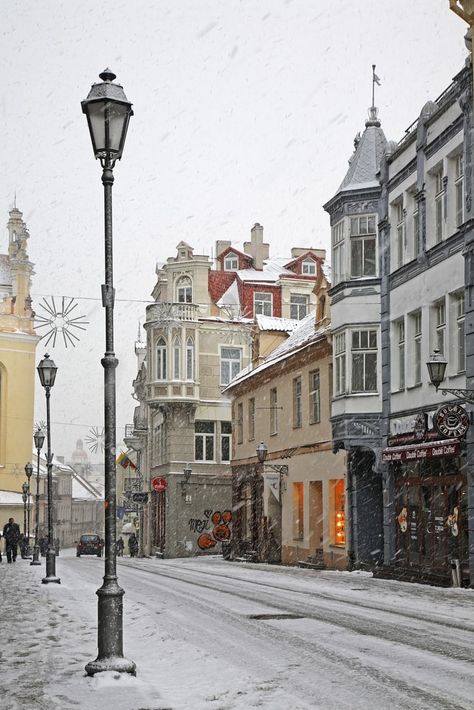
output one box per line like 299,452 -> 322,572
173,335 -> 181,380
176,276 -> 192,303
156,337 -> 167,380
186,337 -> 194,380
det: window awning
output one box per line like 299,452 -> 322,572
382,439 -> 460,463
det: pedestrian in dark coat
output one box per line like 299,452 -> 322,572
3,518 -> 21,563
128,532 -> 138,557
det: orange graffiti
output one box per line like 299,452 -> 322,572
197,509 -> 233,550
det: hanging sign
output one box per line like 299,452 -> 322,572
263,472 -> 280,502
151,476 -> 167,492
434,403 -> 469,439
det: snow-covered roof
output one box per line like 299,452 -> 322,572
226,313 -> 328,390
256,314 -> 299,332
337,117 -> 387,194
236,257 -> 293,283
216,279 -> 240,308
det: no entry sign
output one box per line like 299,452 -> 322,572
151,476 -> 167,493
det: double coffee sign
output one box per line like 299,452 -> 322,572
434,403 -> 469,439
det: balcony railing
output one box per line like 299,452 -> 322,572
146,302 -> 199,325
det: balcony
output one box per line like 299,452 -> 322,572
146,302 -> 200,326
146,381 -> 199,408
124,423 -> 147,452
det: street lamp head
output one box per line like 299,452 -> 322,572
22,481 -> 29,495
256,441 -> 268,464
25,462 -> 33,480
426,348 -> 448,391
33,428 -> 45,451
183,463 -> 192,483
37,353 -> 58,389
81,69 -> 133,165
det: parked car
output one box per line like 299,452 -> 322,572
76,534 -> 103,557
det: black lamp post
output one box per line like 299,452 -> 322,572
22,482 -> 28,537
24,462 -> 33,553
82,69 -> 135,676
31,429 -> 45,566
427,348 -> 474,404
37,353 -> 60,584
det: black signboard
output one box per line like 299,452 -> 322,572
132,492 -> 148,504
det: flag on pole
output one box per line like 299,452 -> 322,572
373,72 -> 381,86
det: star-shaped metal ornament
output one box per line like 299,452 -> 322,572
84,426 -> 105,454
35,296 -> 89,348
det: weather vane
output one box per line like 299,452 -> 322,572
35,296 -> 89,348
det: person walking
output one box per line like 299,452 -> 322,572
116,536 -> 124,557
3,518 -> 21,563
128,532 -> 138,558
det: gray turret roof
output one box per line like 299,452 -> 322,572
337,108 -> 387,194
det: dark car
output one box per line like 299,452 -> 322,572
76,534 -> 102,557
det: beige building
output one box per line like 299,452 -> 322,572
226,273 -> 347,569
0,207 -> 39,510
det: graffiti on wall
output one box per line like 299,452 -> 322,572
188,509 -> 232,550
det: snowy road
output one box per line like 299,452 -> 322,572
1,552 -> 474,709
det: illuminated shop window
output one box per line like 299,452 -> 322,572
332,479 -> 345,547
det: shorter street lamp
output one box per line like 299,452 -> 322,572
31,429 -> 45,566
256,442 -> 289,475
37,353 -> 60,584
426,349 -> 474,404
181,463 -> 192,497
22,481 -> 28,538
24,463 -> 33,553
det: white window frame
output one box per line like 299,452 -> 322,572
254,292 -> 273,316
412,310 -> 422,385
435,298 -> 446,356
456,291 -> 465,373
156,337 -> 167,381
434,169 -> 444,244
236,403 -> 243,444
176,276 -> 192,303
302,258 -> 316,275
248,398 -> 255,441
332,220 -> 345,285
334,332 -> 346,396
173,335 -> 181,380
270,387 -> 278,435
290,293 -> 309,320
195,421 -> 215,462
395,201 -> 404,269
186,336 -> 194,380
351,329 -> 377,393
220,421 -> 232,462
455,153 -> 464,229
397,319 -> 405,390
224,253 -> 239,270
220,347 -> 242,385
293,376 -> 302,428
309,369 -> 321,424
350,215 -> 377,278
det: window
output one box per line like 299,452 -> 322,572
334,332 -> 346,396
331,479 -> 346,546
413,206 -> 419,259
332,220 -> 345,285
350,215 -> 376,278
195,421 -> 215,461
176,276 -> 192,303
236,403 -> 243,444
456,291 -> 465,373
290,294 -> 309,320
435,299 -> 446,355
220,347 -> 242,385
293,482 -> 304,540
351,330 -> 377,393
293,376 -> 302,428
434,169 -> 444,243
270,387 -> 278,435
309,370 -> 320,424
395,201 -> 404,269
156,337 -> 167,380
397,320 -> 405,390
412,310 -> 422,385
254,292 -> 273,316
455,154 -> 464,228
173,336 -> 181,380
221,421 -> 232,462
302,258 -> 316,275
224,253 -> 239,270
186,337 -> 194,380
248,398 -> 255,441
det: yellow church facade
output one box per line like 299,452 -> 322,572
0,207 -> 39,494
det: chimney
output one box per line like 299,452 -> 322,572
243,223 -> 269,270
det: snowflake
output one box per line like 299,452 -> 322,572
84,426 -> 105,454
35,296 -> 89,348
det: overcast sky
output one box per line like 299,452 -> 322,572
0,1 -> 468,465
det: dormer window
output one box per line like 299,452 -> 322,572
176,276 -> 192,303
302,258 -> 316,275
224,253 -> 239,271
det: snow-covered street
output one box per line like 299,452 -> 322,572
1,551 -> 474,710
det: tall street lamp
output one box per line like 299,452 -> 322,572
37,353 -> 60,584
24,463 -> 33,555
22,481 -> 28,537
82,69 -> 135,676
31,429 -> 45,566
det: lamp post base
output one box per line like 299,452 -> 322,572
30,545 -> 41,565
85,656 -> 136,677
42,575 -> 61,584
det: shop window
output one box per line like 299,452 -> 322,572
331,479 -> 346,546
293,482 -> 304,540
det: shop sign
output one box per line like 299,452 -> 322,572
434,403 -> 469,439
152,476 -> 167,492
132,492 -> 148,504
382,440 -> 459,462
